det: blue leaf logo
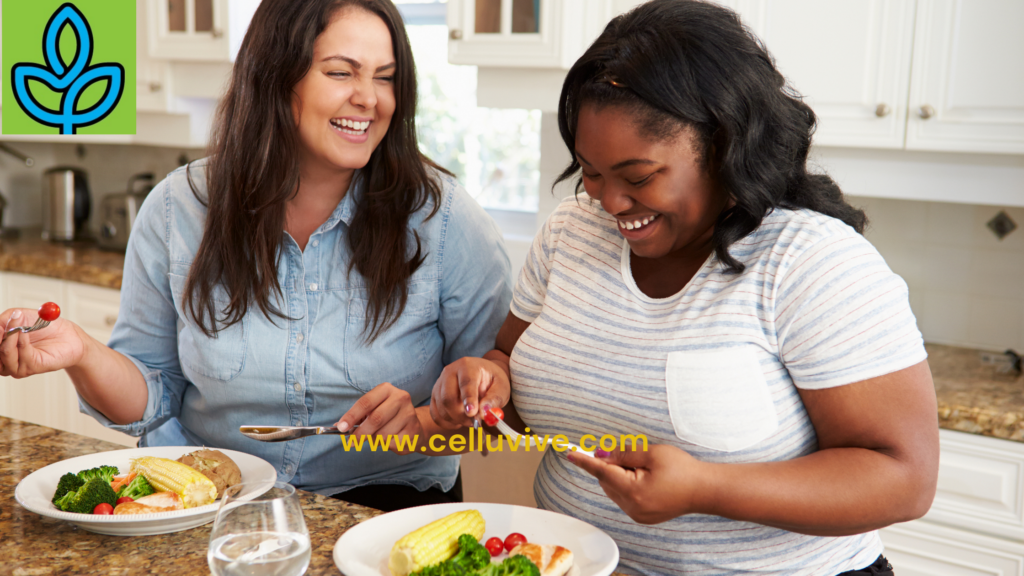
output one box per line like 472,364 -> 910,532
11,3 -> 125,135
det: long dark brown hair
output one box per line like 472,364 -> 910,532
556,0 -> 866,274
185,0 -> 448,340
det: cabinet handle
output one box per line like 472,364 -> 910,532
917,104 -> 936,120
105,315 -> 118,327
211,28 -> 224,39
874,103 -> 890,118
449,28 -> 463,40
148,82 -> 162,93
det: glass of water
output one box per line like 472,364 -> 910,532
208,481 -> 311,576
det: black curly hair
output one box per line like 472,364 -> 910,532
556,0 -> 866,273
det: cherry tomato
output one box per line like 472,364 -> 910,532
38,302 -> 60,322
116,497 -> 134,505
503,532 -> 526,552
483,406 -> 504,427
484,537 -> 504,557
93,502 -> 114,515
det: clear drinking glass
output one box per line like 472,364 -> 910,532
207,482 -> 311,576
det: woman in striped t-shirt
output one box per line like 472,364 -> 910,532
430,1 -> 939,574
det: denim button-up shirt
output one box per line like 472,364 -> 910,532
81,159 -> 512,496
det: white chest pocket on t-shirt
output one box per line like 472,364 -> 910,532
665,348 -> 779,452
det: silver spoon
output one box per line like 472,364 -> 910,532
239,425 -> 358,442
3,317 -> 51,341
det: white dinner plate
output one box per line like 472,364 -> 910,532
14,446 -> 276,536
333,502 -> 619,576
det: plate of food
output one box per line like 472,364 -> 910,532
333,502 -> 619,576
14,446 -> 276,536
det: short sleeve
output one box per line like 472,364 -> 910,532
510,209 -> 558,322
775,229 -> 927,389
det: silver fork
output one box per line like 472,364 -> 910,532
2,317 -> 51,341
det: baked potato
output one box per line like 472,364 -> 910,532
176,449 -> 241,495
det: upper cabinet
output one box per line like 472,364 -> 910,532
733,0 -> 1024,155
147,0 -> 260,61
447,0 -> 644,68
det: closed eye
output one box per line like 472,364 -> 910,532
327,71 -> 351,79
627,173 -> 655,186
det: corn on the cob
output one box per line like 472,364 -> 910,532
129,456 -> 218,508
388,509 -> 485,576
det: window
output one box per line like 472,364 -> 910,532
396,0 -> 541,213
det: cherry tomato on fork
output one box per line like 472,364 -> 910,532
485,537 -> 504,557
483,406 -> 504,427
503,532 -> 527,552
38,302 -> 61,322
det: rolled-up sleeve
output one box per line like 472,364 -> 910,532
78,179 -> 189,436
437,182 -> 513,363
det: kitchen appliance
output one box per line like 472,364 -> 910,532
42,167 -> 90,242
98,172 -> 154,251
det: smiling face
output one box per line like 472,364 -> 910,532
575,102 -> 726,261
292,6 -> 396,179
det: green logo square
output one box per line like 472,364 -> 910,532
3,0 -> 136,135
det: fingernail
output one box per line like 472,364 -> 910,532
10,310 -> 20,320
464,403 -> 475,415
337,421 -> 350,432
566,454 -> 575,463
595,449 -> 610,458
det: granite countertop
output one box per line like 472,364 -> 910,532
0,417 -> 627,575
0,236 -> 1022,443
0,229 -> 125,290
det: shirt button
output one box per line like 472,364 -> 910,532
309,283 -> 318,291
294,382 -> 302,392
296,333 -> 304,343
312,240 -> 319,248
283,465 -> 293,475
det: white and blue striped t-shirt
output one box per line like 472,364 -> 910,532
509,195 -> 926,576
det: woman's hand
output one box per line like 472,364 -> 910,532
335,382 -> 424,455
569,444 -> 706,525
429,355 -> 510,430
0,308 -> 87,378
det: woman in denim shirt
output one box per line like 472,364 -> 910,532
0,0 -> 511,510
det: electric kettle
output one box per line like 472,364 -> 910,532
42,166 -> 90,241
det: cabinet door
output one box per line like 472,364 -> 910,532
448,0 -> 562,67
881,520 -> 1024,575
147,0 -> 258,62
732,0 -> 916,149
136,0 -> 170,112
64,283 -> 136,447
906,0 -> 1024,154
0,274 -> 66,430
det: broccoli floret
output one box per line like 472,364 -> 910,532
60,477 -> 117,514
478,555 -> 540,576
115,474 -> 155,500
450,534 -> 491,572
51,472 -> 85,506
76,465 -> 119,484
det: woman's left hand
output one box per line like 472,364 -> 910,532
569,444 -> 705,525
336,382 -> 424,455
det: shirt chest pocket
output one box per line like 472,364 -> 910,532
664,347 -> 778,452
344,289 -> 436,393
168,273 -> 247,382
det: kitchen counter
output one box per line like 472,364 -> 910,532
0,237 -> 1022,444
0,417 -> 627,576
0,229 -> 125,290
928,343 -> 1024,442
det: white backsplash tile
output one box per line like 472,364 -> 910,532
851,195 -> 1024,353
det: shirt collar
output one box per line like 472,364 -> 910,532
319,170 -> 362,233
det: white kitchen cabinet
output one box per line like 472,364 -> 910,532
879,429 -> 1024,574
733,0 -> 916,149
735,0 -> 1024,154
447,0 -> 643,68
147,0 -> 260,62
905,0 -> 1024,154
0,273 -> 135,447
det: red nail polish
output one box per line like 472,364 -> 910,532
595,449 -> 609,458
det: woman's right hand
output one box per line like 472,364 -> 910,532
430,355 -> 511,430
0,308 -> 87,378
